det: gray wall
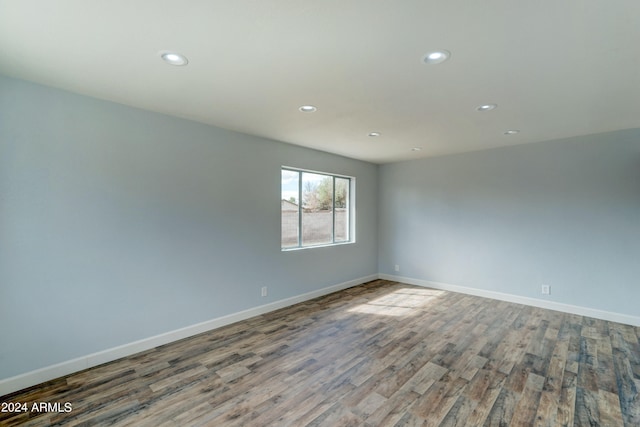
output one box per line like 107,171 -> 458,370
0,75 -> 378,380
379,129 -> 640,318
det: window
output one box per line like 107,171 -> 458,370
281,167 -> 353,249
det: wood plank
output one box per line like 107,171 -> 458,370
556,370 -> 577,427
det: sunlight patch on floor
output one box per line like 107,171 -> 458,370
348,287 -> 445,316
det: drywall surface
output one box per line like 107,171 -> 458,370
0,75 -> 378,380
378,129 -> 640,318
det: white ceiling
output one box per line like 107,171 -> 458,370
2,0 -> 640,164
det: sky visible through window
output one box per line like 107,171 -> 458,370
281,169 -> 327,204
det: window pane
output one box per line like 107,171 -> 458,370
281,170 -> 299,248
281,167 -> 354,249
301,172 -> 333,246
334,177 -> 349,242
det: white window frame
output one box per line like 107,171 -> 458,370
281,166 -> 355,250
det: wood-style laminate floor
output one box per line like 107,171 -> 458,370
1,280 -> 639,426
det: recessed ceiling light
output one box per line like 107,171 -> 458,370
422,50 -> 451,65
160,51 -> 188,66
504,130 -> 520,135
368,132 -> 381,137
299,105 -> 317,113
411,147 -> 422,152
476,104 -> 497,112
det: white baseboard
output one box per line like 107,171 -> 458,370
0,274 -> 378,397
378,273 -> 640,327
5,272 -> 635,397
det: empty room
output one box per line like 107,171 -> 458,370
1,1 -> 639,426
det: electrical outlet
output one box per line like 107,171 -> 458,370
261,286 -> 268,297
541,284 -> 550,295
394,264 -> 400,272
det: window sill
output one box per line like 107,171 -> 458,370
281,241 -> 355,252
